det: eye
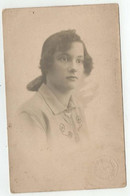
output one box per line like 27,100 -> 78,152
76,58 -> 84,64
58,55 -> 69,63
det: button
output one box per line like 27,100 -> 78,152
76,115 -> 82,124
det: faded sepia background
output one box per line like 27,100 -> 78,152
2,4 -> 126,193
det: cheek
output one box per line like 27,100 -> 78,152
52,64 -> 67,76
47,67 -> 66,84
77,66 -> 84,76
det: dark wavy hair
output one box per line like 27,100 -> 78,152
27,29 -> 93,91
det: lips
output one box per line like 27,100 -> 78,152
66,76 -> 78,80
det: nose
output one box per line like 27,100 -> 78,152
68,60 -> 78,73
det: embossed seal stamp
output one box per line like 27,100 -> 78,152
92,156 -> 118,181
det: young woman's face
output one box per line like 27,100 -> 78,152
46,42 -> 84,92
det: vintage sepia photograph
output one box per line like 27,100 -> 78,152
2,4 -> 126,193
17,29 -> 93,147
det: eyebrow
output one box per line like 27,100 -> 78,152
56,52 -> 84,58
77,55 -> 84,58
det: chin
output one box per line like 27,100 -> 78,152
66,85 -> 76,91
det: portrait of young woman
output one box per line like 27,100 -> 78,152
17,29 -> 93,149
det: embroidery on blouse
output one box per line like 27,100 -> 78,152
59,123 -> 73,138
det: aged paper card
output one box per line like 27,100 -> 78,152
2,4 -> 126,193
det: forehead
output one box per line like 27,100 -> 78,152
55,42 -> 84,57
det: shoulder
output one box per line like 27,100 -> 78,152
17,92 -> 49,131
18,91 -> 47,116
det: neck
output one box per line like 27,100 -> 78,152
46,83 -> 73,107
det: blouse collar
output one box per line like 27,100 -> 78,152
38,83 -> 78,115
